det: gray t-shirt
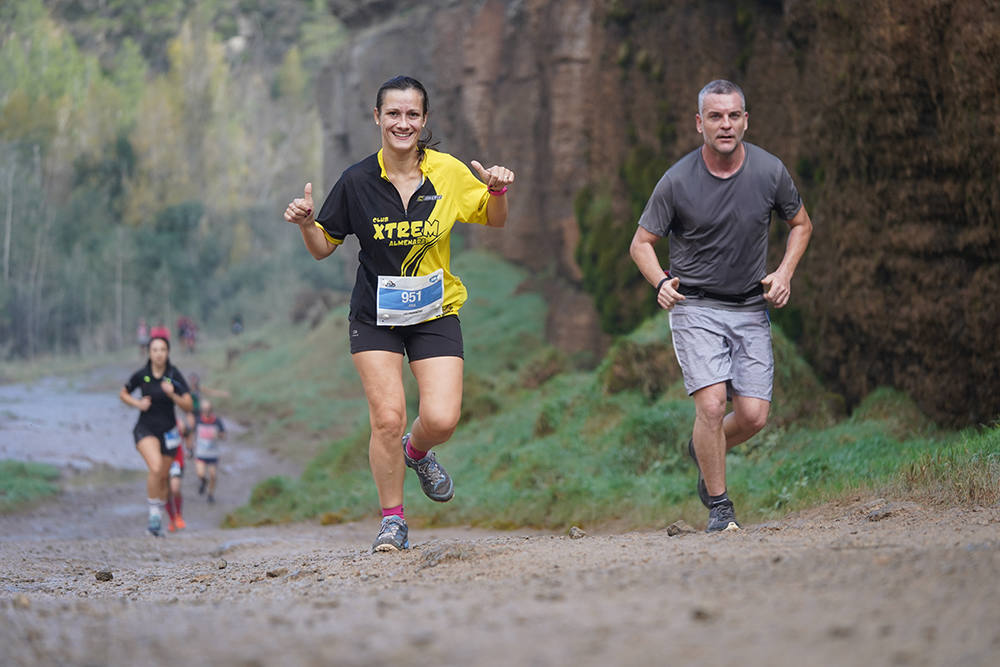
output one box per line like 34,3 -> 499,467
638,142 -> 802,307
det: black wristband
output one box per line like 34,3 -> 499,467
655,277 -> 669,293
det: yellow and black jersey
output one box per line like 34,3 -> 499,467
315,148 -> 490,325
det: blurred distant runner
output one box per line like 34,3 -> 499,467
193,399 -> 226,504
136,317 -> 150,359
283,75 -> 514,553
629,79 -> 813,532
166,434 -> 187,532
177,315 -> 197,354
119,336 -> 193,536
182,372 -> 230,455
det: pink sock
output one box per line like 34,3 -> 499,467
404,434 -> 427,460
174,493 -> 183,516
381,505 -> 404,520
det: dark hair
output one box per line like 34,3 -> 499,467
375,75 -> 438,156
697,79 -> 747,115
146,335 -> 175,377
149,335 -> 170,351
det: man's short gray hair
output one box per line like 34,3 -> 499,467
698,80 -> 747,115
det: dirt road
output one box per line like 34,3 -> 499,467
2,372 -> 999,666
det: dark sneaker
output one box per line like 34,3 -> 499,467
688,438 -> 711,509
147,512 -> 163,537
198,477 -> 207,495
207,494 -> 215,504
403,434 -> 454,502
372,515 -> 410,553
706,499 -> 741,533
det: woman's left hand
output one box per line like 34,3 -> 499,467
161,379 -> 175,397
471,160 -> 515,192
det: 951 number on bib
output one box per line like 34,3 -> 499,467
376,269 -> 444,326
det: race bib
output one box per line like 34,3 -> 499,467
196,424 -> 220,458
163,428 -> 182,451
376,269 -> 444,326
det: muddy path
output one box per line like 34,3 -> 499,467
2,369 -> 999,666
0,361 -> 298,541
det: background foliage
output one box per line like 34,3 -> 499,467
0,0 -> 344,358
218,251 -> 998,530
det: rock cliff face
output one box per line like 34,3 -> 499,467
316,0 -> 605,357
317,0 -> 1000,425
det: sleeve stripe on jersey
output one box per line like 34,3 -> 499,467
314,222 -> 344,246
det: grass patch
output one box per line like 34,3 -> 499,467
221,249 -> 554,525
0,349 -> 126,386
211,249 -> 550,466
892,429 -> 1000,506
210,250 -> 998,531
158,312 -> 374,466
0,460 -> 61,513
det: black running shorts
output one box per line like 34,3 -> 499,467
133,423 -> 179,456
348,315 -> 464,360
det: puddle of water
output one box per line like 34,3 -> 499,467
0,375 -> 152,470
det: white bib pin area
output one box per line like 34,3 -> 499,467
376,268 -> 444,326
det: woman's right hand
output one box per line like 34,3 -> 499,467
137,396 -> 152,412
284,182 -> 315,225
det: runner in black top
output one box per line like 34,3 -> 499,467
119,336 -> 193,536
284,75 -> 515,553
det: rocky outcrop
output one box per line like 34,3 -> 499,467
316,0 -> 1000,425
315,0 -> 605,356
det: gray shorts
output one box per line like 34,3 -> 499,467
668,305 -> 773,401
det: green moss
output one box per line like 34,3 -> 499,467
575,140 -> 674,335
616,41 -> 632,68
604,0 -> 636,27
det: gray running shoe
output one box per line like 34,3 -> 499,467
147,512 -> 163,537
371,515 -> 410,552
706,499 -> 741,533
688,438 -> 711,509
403,434 -> 454,502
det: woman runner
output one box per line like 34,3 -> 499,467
119,336 -> 193,536
283,75 -> 514,552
